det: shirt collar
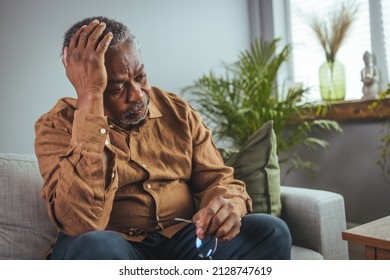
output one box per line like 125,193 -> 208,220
148,100 -> 163,119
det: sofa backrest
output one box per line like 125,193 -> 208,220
0,153 -> 57,259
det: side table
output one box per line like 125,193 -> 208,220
342,215 -> 390,260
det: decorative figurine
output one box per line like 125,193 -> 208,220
361,51 -> 380,100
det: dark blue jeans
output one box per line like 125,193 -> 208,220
51,213 -> 291,260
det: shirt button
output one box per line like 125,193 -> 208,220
146,184 -> 152,189
111,172 -> 115,179
109,124 -> 114,128
128,229 -> 134,236
100,128 -> 107,134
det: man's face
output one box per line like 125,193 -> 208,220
103,40 -> 151,129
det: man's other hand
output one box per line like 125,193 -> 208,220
193,197 -> 241,243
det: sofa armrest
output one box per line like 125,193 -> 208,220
280,186 -> 348,260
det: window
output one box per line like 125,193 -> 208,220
289,0 -> 372,101
253,0 -> 390,101
382,0 -> 390,78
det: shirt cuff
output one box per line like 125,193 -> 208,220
70,110 -> 110,153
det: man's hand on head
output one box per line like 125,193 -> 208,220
62,19 -> 113,116
193,196 -> 241,243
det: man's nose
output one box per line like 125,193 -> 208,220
126,82 -> 145,103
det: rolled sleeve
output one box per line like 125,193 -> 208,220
70,110 -> 110,153
188,107 -> 252,216
35,106 -> 118,237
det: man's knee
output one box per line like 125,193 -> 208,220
243,213 -> 290,237
265,215 -> 292,256
241,214 -> 292,259
64,230 -> 131,260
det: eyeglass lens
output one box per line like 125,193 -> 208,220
154,217 -> 218,259
196,235 -> 218,259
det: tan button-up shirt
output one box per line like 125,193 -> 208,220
34,87 -> 252,242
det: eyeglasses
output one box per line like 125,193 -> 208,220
154,217 -> 218,259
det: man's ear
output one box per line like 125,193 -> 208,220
62,47 -> 68,68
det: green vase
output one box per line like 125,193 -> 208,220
319,60 -> 346,101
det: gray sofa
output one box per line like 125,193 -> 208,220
0,153 -> 348,260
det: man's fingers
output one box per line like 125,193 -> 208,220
194,197 -> 241,242
86,21 -> 108,50
195,197 -> 225,239
68,25 -> 87,50
205,200 -> 238,238
215,209 -> 241,242
96,32 -> 113,54
77,19 -> 100,49
203,206 -> 228,237
216,220 -> 241,243
201,201 -> 221,233
68,19 -> 112,57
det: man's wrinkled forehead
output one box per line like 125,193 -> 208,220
105,40 -> 144,76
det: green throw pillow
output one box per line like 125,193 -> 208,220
219,121 -> 281,216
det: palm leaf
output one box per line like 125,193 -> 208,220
183,38 -> 341,173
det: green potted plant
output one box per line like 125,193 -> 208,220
372,84 -> 390,185
183,38 -> 341,176
306,1 -> 358,101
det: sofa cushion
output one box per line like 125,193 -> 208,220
291,245 -> 323,260
219,121 -> 281,216
0,153 -> 57,260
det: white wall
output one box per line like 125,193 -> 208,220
0,0 -> 250,153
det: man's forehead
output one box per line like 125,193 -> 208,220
105,43 -> 144,77
106,63 -> 144,80
106,39 -> 141,59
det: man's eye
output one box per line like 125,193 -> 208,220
108,85 -> 124,95
135,73 -> 146,83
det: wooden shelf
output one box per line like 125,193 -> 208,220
297,98 -> 390,122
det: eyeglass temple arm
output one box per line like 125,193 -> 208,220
152,217 -> 193,224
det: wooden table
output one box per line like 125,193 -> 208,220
342,215 -> 390,260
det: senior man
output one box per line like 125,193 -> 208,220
34,16 -> 291,260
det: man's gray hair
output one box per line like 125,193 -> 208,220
62,16 -> 138,55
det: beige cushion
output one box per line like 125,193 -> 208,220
0,154 -> 57,259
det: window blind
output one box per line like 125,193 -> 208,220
381,0 -> 390,83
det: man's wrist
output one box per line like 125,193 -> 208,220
77,94 -> 105,116
70,110 -> 110,153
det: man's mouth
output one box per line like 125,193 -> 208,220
128,103 -> 146,115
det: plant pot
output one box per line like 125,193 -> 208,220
319,60 -> 346,101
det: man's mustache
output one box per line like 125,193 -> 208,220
125,96 -> 150,115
